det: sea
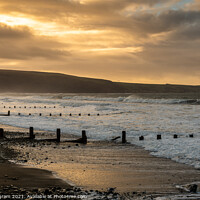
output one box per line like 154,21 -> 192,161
0,93 -> 199,169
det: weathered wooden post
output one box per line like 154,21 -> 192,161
79,113 -> 81,116
18,113 -> 21,116
29,127 -> 35,139
14,106 -> 16,108
82,130 -> 87,144
122,131 -> 126,143
57,128 -> 61,142
88,114 -> 90,116
50,113 -> 52,116
69,113 -> 72,116
59,113 -> 62,116
24,106 -> 26,108
39,113 -> 42,116
8,111 -> 10,116
174,134 -> 178,139
29,113 -> 31,116
157,135 -> 161,140
139,136 -> 144,141
0,128 -> 4,138
97,113 -> 100,116
4,106 -> 5,108
189,134 -> 193,138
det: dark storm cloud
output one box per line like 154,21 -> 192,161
0,23 -> 69,59
125,10 -> 200,39
170,22 -> 200,40
0,23 -> 31,38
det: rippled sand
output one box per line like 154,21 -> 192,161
4,138 -> 199,194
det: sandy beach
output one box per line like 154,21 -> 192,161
0,124 -> 200,199
0,153 -> 70,189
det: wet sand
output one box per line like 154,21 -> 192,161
0,124 -> 200,199
1,127 -> 199,195
45,142 -> 199,194
0,154 -> 70,189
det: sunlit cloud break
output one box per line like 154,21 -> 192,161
84,47 -> 143,54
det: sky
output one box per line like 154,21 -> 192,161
0,0 -> 199,85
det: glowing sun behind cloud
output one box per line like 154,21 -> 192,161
0,15 -> 34,26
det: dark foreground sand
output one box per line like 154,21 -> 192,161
0,146 -> 128,200
0,156 -> 69,188
0,125 -> 200,199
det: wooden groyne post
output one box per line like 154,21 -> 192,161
122,131 -> 126,143
0,128 -> 4,138
8,111 -> 10,116
82,130 -> 87,144
157,135 -> 161,140
29,127 -> 35,139
189,134 -> 194,138
174,134 -> 178,139
139,136 -> 144,141
57,128 -> 61,142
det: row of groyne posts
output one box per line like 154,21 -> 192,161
3,106 -> 58,108
2,111 -> 100,117
138,133 -> 194,141
0,127 -> 126,144
0,127 -> 194,144
0,112 -> 195,143
0,127 -> 88,144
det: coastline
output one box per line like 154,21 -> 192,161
0,123 -> 200,199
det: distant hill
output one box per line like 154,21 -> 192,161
0,69 -> 199,93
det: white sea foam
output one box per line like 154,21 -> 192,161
0,94 -> 199,168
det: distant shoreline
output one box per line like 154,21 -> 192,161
0,92 -> 200,99
0,69 -> 199,93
